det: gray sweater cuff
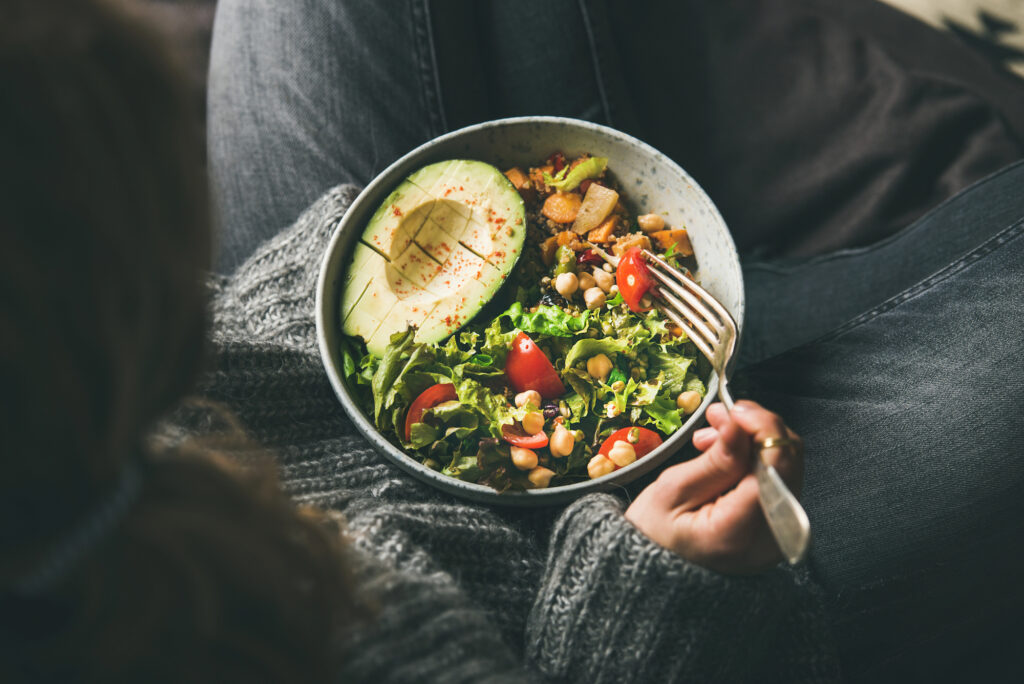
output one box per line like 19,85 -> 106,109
527,493 -> 839,683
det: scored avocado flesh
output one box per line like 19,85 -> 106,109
341,160 -> 526,356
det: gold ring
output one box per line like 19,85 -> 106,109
757,436 -> 799,452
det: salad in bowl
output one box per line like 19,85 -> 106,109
315,117 -> 743,505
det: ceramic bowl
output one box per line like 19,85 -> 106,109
315,116 -> 743,506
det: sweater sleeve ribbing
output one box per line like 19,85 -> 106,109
526,494 -> 841,683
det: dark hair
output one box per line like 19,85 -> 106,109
0,0 -> 358,680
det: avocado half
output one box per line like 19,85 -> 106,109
341,160 -> 526,356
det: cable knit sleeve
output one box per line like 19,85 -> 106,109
210,183 -> 362,352
526,493 -> 841,683
203,184 -> 840,684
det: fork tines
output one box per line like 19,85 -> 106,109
641,249 -> 737,373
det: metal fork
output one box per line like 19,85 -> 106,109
640,249 -> 810,565
587,242 -> 810,564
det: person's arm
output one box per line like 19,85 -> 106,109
205,186 -> 839,682
526,402 -> 841,683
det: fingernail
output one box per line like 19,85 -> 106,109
693,427 -> 716,441
730,402 -> 749,414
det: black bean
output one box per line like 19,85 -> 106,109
540,292 -> 568,308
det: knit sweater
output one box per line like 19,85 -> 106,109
200,184 -> 842,683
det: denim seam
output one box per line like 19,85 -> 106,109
745,159 -> 1024,274
420,0 -> 448,133
744,217 -> 1024,370
577,0 -> 614,126
813,217 -> 1024,345
412,0 -> 446,138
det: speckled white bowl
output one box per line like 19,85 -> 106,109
316,116 -> 743,506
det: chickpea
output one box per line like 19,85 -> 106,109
515,390 -> 542,409
586,353 -> 613,381
676,390 -> 702,414
608,440 -> 637,467
592,268 -> 614,292
528,466 -> 556,489
587,454 -> 615,479
549,423 -> 576,458
510,446 -> 538,471
578,271 -> 597,291
637,213 -> 666,233
583,287 -> 607,310
554,272 -> 579,297
521,411 -> 545,435
603,263 -> 614,273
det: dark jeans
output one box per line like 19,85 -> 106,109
208,0 -> 1024,679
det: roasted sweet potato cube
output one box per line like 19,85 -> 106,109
504,167 -> 529,189
586,215 -> 619,243
651,229 -> 694,256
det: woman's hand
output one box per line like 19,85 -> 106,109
625,400 -> 804,574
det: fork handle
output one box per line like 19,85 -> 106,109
718,377 -> 811,564
754,459 -> 811,564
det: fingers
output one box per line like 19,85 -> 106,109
691,426 -> 717,451
651,416 -> 751,511
730,400 -> 804,495
683,475 -> 783,573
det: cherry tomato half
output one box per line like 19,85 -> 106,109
598,427 -> 663,462
505,332 -> 565,399
404,383 -> 458,441
616,247 -> 656,313
501,422 -> 550,449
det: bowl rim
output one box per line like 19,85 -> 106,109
315,115 -> 743,506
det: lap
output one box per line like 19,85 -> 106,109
740,161 -> 1024,680
208,0 -> 1024,676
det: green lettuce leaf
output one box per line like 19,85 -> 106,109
480,315 -> 519,365
542,157 -> 608,191
630,379 -> 661,406
442,454 -> 481,482
647,347 -> 699,396
561,367 -> 601,411
563,391 -> 589,423
372,329 -> 422,426
427,401 -> 480,431
452,376 -> 514,438
408,422 -> 440,449
564,337 -> 631,370
500,302 -> 590,338
642,395 -> 684,434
